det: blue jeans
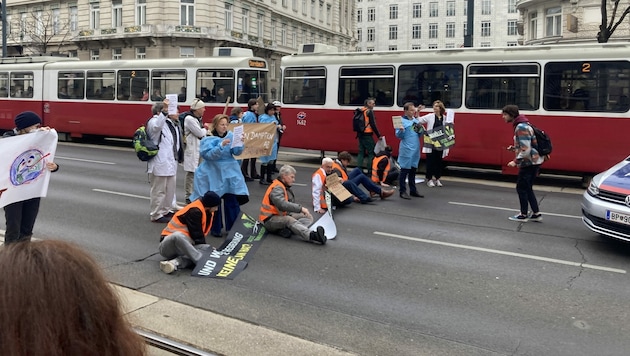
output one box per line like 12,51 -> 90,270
348,167 -> 382,195
516,165 -> 540,215
340,180 -> 370,204
211,194 -> 240,235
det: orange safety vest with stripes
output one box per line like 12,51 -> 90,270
312,168 -> 328,209
362,108 -> 373,134
371,155 -> 390,183
161,200 -> 211,242
331,161 -> 349,181
259,180 -> 288,222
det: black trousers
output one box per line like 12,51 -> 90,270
4,197 -> 41,243
425,149 -> 444,180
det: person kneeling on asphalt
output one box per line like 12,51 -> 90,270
259,165 -> 327,245
158,191 -> 221,274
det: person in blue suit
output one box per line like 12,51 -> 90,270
395,102 -> 425,199
191,114 -> 249,237
257,102 -> 281,185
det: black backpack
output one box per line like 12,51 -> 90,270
529,123 -> 552,156
352,108 -> 367,133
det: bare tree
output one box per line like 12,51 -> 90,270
598,0 -> 630,42
8,10 -> 72,55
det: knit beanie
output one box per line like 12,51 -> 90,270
200,191 -> 221,208
15,111 -> 42,131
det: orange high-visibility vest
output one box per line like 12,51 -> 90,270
362,108 -> 373,134
161,199 -> 212,241
371,155 -> 390,183
331,161 -> 349,181
259,180 -> 288,222
312,168 -> 328,209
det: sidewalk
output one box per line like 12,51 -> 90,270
0,234 -> 354,356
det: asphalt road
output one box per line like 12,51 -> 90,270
5,142 -> 630,356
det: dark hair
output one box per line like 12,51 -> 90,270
403,102 -> 416,111
265,102 -> 276,113
230,107 -> 243,116
338,151 -> 353,162
247,98 -> 258,109
0,240 -> 146,355
502,104 -> 520,118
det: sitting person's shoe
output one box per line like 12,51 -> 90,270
508,214 -> 529,222
380,189 -> 395,199
353,196 -> 361,203
360,197 -> 373,204
160,259 -> 180,274
211,232 -> 223,238
400,192 -> 411,200
529,213 -> 543,222
309,226 -> 327,245
278,228 -> 292,238
410,191 -> 424,198
370,191 -> 378,199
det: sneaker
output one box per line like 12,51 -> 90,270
159,259 -> 179,274
400,192 -> 411,200
529,213 -> 543,222
380,189 -> 395,199
152,216 -> 170,223
427,180 -> 436,187
435,179 -> 443,187
508,214 -> 529,222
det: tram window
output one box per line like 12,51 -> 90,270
0,73 -> 8,97
544,61 -> 630,112
151,70 -> 186,102
86,71 -> 115,100
338,66 -> 394,107
282,67 -> 326,105
237,70 -> 268,103
466,63 -> 539,110
398,64 -> 463,108
118,70 -> 149,101
58,72 -> 85,99
196,69 -> 234,103
10,72 -> 34,98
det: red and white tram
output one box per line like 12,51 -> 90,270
279,43 -> 630,176
0,47 -> 268,140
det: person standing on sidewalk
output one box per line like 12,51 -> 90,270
502,105 -> 544,222
356,98 -> 382,174
159,191 -> 221,274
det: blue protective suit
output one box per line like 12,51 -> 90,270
258,113 -> 279,164
395,115 -> 423,169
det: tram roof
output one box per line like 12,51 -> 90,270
41,56 -> 268,71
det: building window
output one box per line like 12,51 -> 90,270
429,23 -> 438,38
271,20 -> 277,42
481,42 -> 491,47
282,0 -> 288,7
390,5 -> 398,20
224,4 -> 232,30
35,11 -> 43,37
367,27 -> 375,42
413,3 -> 421,18
112,48 -> 122,60
270,59 -> 277,80
136,47 -> 146,59
136,0 -> 147,26
445,43 -> 455,48
428,44 -> 438,49
446,1 -> 455,16
180,47 -> 194,57
389,45 -> 397,51
327,4 -> 331,25
412,24 -> 421,39
90,3 -> 100,30
293,0 -> 298,11
357,28 -> 362,41
69,50 -> 78,58
507,41 -> 518,46
70,6 -> 78,31
482,0 -> 491,15
311,0 -> 315,18
412,45 -> 421,50
464,22 -> 467,36
367,47 -> 375,52
357,9 -> 362,22
529,12 -> 538,40
53,9 -> 60,35
112,0 -> 123,28
281,23 -> 287,45
508,0 -> 517,14
429,2 -> 438,17
292,26 -> 297,46
546,7 -> 562,37
242,9 -> 249,34
507,20 -> 518,36
481,21 -> 491,37
257,13 -> 264,37
90,49 -> 100,61
181,0 -> 194,26
446,22 -> 455,38
302,0 -> 307,15
367,8 -> 375,22
389,25 -> 398,40
319,1 -> 324,21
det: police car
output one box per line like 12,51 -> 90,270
582,156 -> 630,242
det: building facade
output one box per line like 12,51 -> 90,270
0,0 -> 355,91
355,0 -> 521,51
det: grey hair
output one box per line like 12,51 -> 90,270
322,157 -> 333,165
151,102 -> 165,115
279,165 -> 296,176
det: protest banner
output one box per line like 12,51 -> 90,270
0,129 -> 58,208
325,173 -> 352,202
227,122 -> 276,159
310,192 -> 337,239
422,122 -> 455,151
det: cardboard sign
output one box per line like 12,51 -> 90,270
227,122 -> 276,159
325,173 -> 353,202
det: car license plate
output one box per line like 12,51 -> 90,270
606,210 -> 630,226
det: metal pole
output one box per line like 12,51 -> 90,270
1,1 -> 7,57
463,0 -> 474,47
134,328 -> 218,356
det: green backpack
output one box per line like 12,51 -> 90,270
133,122 -> 161,161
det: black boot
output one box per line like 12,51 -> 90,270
250,158 -> 260,179
266,164 -> 274,183
259,165 -> 270,185
241,160 -> 253,181
271,160 -> 279,173
309,226 -> 327,245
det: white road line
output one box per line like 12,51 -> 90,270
56,156 -> 116,165
449,201 -> 582,219
374,231 -> 626,274
93,188 -> 149,200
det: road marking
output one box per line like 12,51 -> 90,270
374,231 -> 626,274
449,201 -> 582,219
93,189 -> 149,200
57,156 -> 116,165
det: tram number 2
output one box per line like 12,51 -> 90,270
582,63 -> 591,73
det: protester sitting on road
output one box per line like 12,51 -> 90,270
159,191 -> 221,274
371,145 -> 399,187
260,165 -> 327,245
335,151 -> 395,200
312,157 -> 346,214
0,240 -> 147,355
